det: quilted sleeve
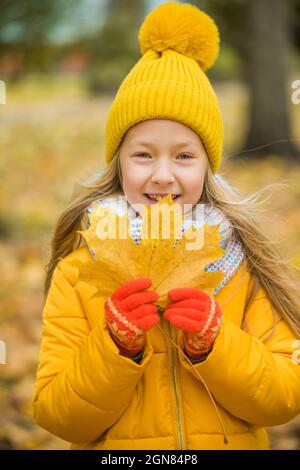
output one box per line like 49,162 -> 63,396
32,260 -> 153,444
178,285 -> 300,426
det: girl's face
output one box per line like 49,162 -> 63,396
119,119 -> 209,212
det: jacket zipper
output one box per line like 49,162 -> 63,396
160,312 -> 229,447
167,320 -> 185,450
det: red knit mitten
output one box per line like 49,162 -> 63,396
105,278 -> 159,358
164,288 -> 222,360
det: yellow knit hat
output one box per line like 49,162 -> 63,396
105,1 -> 223,173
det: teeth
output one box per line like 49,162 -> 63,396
146,194 -> 178,201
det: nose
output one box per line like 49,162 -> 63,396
151,161 -> 175,185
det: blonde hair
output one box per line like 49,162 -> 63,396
44,152 -> 300,337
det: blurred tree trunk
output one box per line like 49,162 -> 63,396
243,0 -> 299,158
86,0 -> 146,94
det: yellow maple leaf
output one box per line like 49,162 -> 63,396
67,195 -> 225,309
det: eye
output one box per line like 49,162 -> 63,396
135,153 -> 151,159
177,154 -> 194,160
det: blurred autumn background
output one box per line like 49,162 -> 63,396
0,0 -> 300,450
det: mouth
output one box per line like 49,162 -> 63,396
143,193 -> 181,204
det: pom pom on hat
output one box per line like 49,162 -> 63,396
139,1 -> 220,71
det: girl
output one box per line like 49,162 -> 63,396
32,2 -> 300,450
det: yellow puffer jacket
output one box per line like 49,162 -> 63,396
32,245 -> 300,450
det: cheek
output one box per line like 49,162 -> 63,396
180,167 -> 206,201
122,164 -> 149,193
182,168 -> 205,189
185,178 -> 204,192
